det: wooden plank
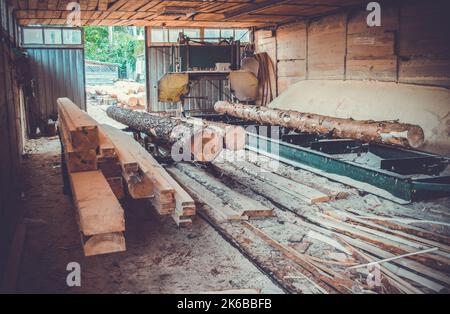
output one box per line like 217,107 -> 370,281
99,125 -> 154,199
242,221 -> 353,294
176,163 -> 275,218
69,170 -> 125,236
327,210 -> 450,253
399,57 -> 450,88
57,98 -> 99,151
83,232 -> 126,256
59,120 -> 98,173
307,213 -> 450,272
98,0 -> 109,11
287,217 -> 426,294
166,167 -> 245,223
346,56 -> 397,82
276,22 -> 307,60
341,235 -> 450,287
107,176 -> 125,200
347,33 -> 396,57
155,163 -> 196,222
98,127 -> 116,157
64,148 -> 98,173
308,14 -> 346,80
277,59 -> 306,78
97,155 -> 122,178
216,160 -> 330,204
246,151 -> 349,200
399,2 -> 450,57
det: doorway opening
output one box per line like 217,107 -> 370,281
83,26 -> 146,126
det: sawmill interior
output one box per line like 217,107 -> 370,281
1,0 -> 450,297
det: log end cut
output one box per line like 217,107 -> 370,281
223,125 -> 247,151
407,126 -> 425,148
191,127 -> 224,162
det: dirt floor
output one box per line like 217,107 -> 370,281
15,137 -> 283,294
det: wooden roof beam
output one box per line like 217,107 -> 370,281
98,0 -> 110,11
224,0 -> 292,20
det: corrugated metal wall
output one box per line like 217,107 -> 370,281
146,46 -> 230,113
27,48 -> 86,120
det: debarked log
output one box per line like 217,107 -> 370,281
214,101 -> 425,148
106,106 -> 223,162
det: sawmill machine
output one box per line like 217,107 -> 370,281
157,32 -> 259,114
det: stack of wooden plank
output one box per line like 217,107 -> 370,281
100,124 -> 196,226
57,98 -> 126,256
58,97 -> 196,232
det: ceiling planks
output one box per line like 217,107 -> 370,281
14,0 -> 369,27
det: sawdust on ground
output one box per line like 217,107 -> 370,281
16,137 -> 283,294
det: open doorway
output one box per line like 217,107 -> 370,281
83,26 -> 146,126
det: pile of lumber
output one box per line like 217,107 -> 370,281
58,98 -> 198,257
100,124 -> 196,226
57,98 -> 126,256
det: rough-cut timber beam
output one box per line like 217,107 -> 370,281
106,106 -> 223,162
224,0 -> 291,19
98,0 -> 110,11
214,101 -> 425,149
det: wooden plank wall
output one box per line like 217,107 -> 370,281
0,0 -> 24,278
255,0 -> 450,95
276,22 -> 307,94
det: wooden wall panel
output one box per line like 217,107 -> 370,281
307,14 -> 346,80
277,60 -> 306,94
255,0 -> 450,93
346,57 -> 397,81
399,1 -> 450,57
398,0 -> 450,87
276,22 -> 307,61
346,6 -> 398,82
399,58 -> 450,88
275,22 -> 307,94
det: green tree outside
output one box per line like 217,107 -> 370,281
84,26 -> 145,76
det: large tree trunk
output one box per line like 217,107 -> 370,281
106,106 -> 223,162
214,101 -> 425,148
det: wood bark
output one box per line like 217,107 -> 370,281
106,106 -> 223,162
214,101 -> 425,148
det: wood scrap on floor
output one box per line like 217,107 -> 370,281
170,153 -> 450,294
167,167 -> 247,223
173,163 -> 275,220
